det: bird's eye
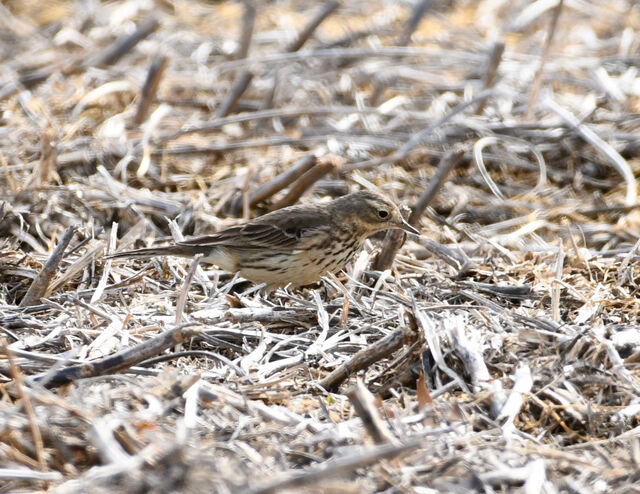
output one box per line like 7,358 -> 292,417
377,210 -> 389,219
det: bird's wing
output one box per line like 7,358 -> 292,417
177,204 -> 330,251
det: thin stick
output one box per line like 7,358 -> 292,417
216,70 -> 254,118
373,148 -> 464,271
409,147 -> 466,224
134,54 -> 168,125
175,254 -> 203,326
348,378 -> 397,444
318,324 -> 417,392
26,127 -> 58,188
90,223 -> 118,304
80,16 -> 160,69
285,1 -> 340,53
481,40 -> 505,90
20,226 -> 76,307
47,240 -> 105,294
525,0 -> 563,118
249,154 -> 316,207
398,0 -> 432,47
33,323 -> 203,388
268,160 -> 337,211
2,340 -> 47,471
235,1 -> 256,60
476,40 -> 505,115
551,242 -> 565,323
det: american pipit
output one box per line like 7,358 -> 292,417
107,190 -> 419,289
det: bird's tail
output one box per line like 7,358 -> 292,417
105,244 -> 203,260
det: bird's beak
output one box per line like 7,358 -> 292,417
398,218 -> 420,235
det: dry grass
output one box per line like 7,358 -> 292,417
1,0 -> 640,492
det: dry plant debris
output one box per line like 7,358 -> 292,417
1,0 -> 640,492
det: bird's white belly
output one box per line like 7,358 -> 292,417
236,245 -> 360,288
201,248 -> 237,271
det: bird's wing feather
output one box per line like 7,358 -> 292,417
177,204 -> 330,251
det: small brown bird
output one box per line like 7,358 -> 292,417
107,190 -> 419,289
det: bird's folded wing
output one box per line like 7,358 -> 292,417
178,206 -> 330,250
176,206 -> 330,251
177,225 -> 298,249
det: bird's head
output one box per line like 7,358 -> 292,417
329,191 -> 420,237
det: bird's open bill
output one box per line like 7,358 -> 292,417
399,219 -> 420,235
